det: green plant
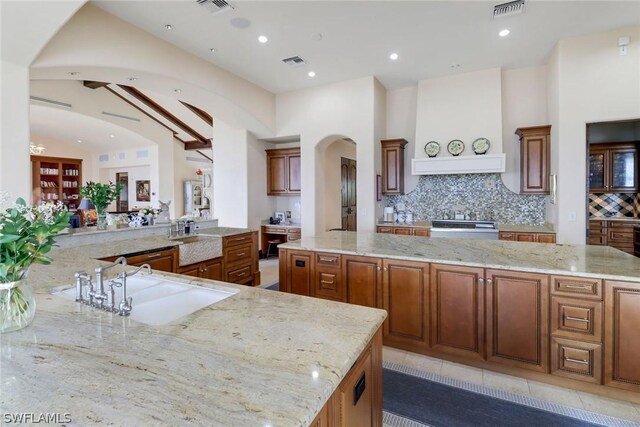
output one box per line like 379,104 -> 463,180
80,181 -> 123,214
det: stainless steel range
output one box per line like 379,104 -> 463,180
430,220 -> 498,240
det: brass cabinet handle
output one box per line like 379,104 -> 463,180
319,257 -> 335,263
320,280 -> 335,285
236,272 -> 246,277
235,237 -> 247,241
147,253 -> 163,258
565,284 -> 590,289
565,315 -> 589,323
236,253 -> 246,257
565,357 -> 589,365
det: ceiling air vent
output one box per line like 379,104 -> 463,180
493,0 -> 525,19
196,0 -> 234,15
282,56 -> 307,68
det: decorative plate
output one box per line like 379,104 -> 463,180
424,141 -> 440,158
472,137 -> 490,155
447,139 -> 465,156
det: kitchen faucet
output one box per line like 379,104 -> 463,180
93,257 -> 127,308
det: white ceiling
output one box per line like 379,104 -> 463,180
30,104 -> 156,151
92,0 -> 640,93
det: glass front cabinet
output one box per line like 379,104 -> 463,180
588,143 -> 638,193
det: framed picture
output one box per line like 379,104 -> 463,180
136,180 -> 150,202
274,211 -> 286,223
376,174 -> 382,201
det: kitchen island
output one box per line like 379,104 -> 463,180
279,231 -> 640,402
1,231 -> 386,426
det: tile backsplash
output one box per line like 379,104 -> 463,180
589,193 -> 639,218
385,174 -> 547,225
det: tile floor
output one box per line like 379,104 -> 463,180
382,346 -> 640,424
258,257 -> 279,287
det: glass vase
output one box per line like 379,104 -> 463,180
97,212 -> 108,230
0,279 -> 36,333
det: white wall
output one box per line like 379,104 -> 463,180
323,139 -> 357,231
30,134 -> 95,181
546,46 -> 561,228
247,133 -> 276,235
373,79 -> 387,219
415,68 -> 503,159
552,25 -> 640,244
386,86 -> 420,194
276,76 -> 377,236
501,66 -> 548,193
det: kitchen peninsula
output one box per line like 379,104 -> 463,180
0,227 -> 386,426
279,231 -> 640,403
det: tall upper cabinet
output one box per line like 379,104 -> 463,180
381,139 -> 408,195
588,143 -> 638,193
31,155 -> 83,211
516,125 -> 551,195
266,147 -> 301,196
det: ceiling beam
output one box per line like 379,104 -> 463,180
180,101 -> 213,126
118,85 -> 210,146
83,80 -> 110,89
184,139 -> 212,150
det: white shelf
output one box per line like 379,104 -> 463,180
411,153 -> 506,176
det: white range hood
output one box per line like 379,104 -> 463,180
411,153 -> 506,176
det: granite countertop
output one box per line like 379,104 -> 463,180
1,234 -> 385,426
197,226 -> 255,237
590,217 -> 640,222
261,220 -> 302,229
497,223 -> 555,233
377,221 -> 432,228
279,231 -> 640,283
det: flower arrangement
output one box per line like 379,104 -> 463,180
79,181 -> 123,214
0,196 -> 70,332
139,207 -> 159,217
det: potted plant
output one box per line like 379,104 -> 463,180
0,197 -> 70,332
80,181 -> 123,230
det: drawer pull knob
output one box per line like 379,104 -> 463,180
319,257 -> 335,262
320,280 -> 335,284
565,357 -> 589,365
479,278 -> 485,285
565,284 -> 590,290
565,315 -> 589,323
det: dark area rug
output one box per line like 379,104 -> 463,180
383,368 -> 603,427
264,282 -> 279,291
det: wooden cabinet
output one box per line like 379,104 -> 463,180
314,253 -> 344,301
343,255 -> 382,309
178,257 -> 222,281
31,155 -> 82,211
589,143 -> 638,192
605,280 -> 640,391
485,269 -> 549,372
516,125 -> 551,195
261,225 -> 301,259
101,247 -> 178,273
430,264 -> 485,360
222,232 -> 259,285
376,226 -> 431,237
588,220 -> 637,254
551,337 -> 602,384
381,139 -> 408,195
266,148 -> 301,196
382,259 -> 430,351
281,250 -> 314,296
499,231 -> 556,243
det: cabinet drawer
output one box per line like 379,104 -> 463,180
223,233 -> 253,247
551,297 -> 602,342
377,226 -> 394,234
316,252 -> 341,267
498,232 -> 516,241
225,244 -> 253,266
551,275 -> 602,300
588,234 -> 607,245
608,229 -> 633,243
609,221 -> 635,229
516,233 -> 535,242
314,270 -> 343,301
265,227 -> 287,234
551,337 -> 602,384
287,232 -> 301,241
413,228 -> 431,237
393,227 -> 413,235
536,234 -> 556,244
226,265 -> 252,284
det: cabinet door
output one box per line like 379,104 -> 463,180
430,264 -> 484,359
267,154 -> 288,195
498,232 -> 516,241
283,250 -> 314,296
609,148 -> 637,192
381,139 -> 407,195
127,249 -> 176,273
376,226 -> 393,234
516,233 -> 535,242
201,258 -> 222,281
178,264 -> 200,277
337,346 -> 374,427
413,228 -> 431,237
287,153 -> 301,193
536,234 -> 556,244
343,256 -> 382,308
605,280 -> 640,391
382,260 -> 430,351
521,134 -> 550,194
392,227 -> 412,235
486,269 -> 549,372
588,150 -> 608,192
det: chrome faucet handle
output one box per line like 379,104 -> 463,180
118,297 -> 132,316
106,280 -> 122,312
74,271 -> 91,303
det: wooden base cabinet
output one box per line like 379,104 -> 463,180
343,256 -> 382,309
430,264 -> 485,360
178,258 -> 222,281
382,260 -> 430,351
485,270 -> 549,373
605,280 -> 640,391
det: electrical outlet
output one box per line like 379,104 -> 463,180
568,211 -> 577,222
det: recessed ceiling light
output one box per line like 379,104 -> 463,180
174,89 -> 182,94
209,48 -> 216,53
308,71 -> 316,78
77,139 -> 82,143
499,29 -> 510,37
127,77 -> 138,81
258,35 -> 268,44
164,24 -> 173,30
110,134 -> 115,138
68,72 -> 80,76
389,53 -> 399,61
230,17 -> 251,29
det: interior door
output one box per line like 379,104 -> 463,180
115,172 -> 128,212
341,157 -> 357,231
